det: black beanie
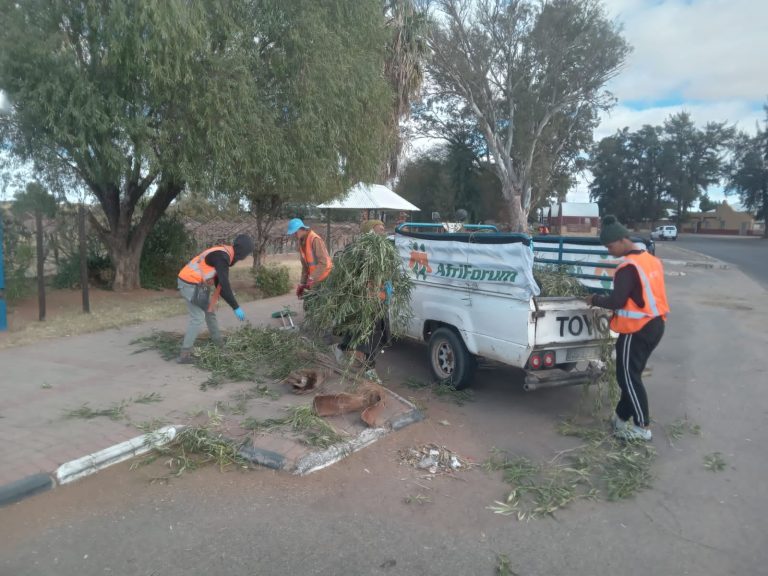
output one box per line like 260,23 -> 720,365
233,234 -> 254,261
599,215 -> 630,245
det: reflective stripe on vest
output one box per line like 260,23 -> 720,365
178,245 -> 234,284
610,251 -> 670,334
299,230 -> 332,282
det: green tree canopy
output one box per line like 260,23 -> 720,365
214,0 -> 393,266
726,104 -> 768,237
0,0 -> 255,289
422,0 -> 629,231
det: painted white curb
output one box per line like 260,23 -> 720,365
293,427 -> 389,476
55,426 -> 178,485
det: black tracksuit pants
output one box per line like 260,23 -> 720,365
615,316 -> 665,427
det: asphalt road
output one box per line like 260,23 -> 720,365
674,234 -> 768,288
2,261 -> 768,576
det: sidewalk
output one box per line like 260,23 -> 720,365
0,293 -> 419,505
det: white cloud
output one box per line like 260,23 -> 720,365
604,0 -> 768,103
596,100 -> 764,140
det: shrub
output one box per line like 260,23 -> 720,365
52,251 -> 113,289
1,212 -> 34,302
252,264 -> 290,297
140,213 -> 196,290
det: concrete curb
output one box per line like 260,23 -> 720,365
1,388 -> 424,505
0,473 -> 54,507
662,259 -> 728,269
55,426 -> 178,485
238,388 -> 426,475
294,427 -> 390,475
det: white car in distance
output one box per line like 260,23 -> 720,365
651,225 -> 678,241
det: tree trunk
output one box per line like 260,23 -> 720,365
502,180 -> 526,233
35,210 -> 46,321
111,245 -> 142,291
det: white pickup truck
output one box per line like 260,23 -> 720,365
395,225 -> 617,391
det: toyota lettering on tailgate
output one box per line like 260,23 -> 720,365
555,313 -> 611,338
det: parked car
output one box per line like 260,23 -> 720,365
651,225 -> 678,241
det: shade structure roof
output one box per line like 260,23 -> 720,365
317,183 -> 420,211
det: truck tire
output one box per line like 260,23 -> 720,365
428,327 -> 476,390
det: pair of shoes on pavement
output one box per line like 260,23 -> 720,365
611,413 -> 652,441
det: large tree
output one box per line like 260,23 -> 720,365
589,128 -> 640,225
423,0 -> 629,231
381,0 -> 429,183
661,112 -> 733,222
727,105 -> 768,238
0,1 -> 257,289
220,0 -> 393,267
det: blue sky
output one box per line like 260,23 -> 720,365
569,0 -> 768,204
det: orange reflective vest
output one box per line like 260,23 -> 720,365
610,251 -> 670,334
299,230 -> 332,282
178,245 -> 234,285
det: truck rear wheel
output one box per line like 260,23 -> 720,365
428,327 -> 476,390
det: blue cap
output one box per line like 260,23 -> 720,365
286,218 -> 306,236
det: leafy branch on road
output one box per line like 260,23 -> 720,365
485,420 -> 656,520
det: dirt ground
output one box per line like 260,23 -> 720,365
0,253 -> 302,348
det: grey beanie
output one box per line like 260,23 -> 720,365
599,215 -> 630,245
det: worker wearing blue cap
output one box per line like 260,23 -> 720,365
287,218 -> 333,298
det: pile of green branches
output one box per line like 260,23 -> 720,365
303,233 -> 413,351
132,326 -> 320,384
533,265 -> 587,298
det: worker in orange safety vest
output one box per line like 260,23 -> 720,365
176,234 -> 254,363
286,218 -> 333,299
585,215 -> 669,442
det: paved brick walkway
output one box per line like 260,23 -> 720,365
0,293 -> 301,488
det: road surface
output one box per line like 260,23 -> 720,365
676,234 -> 768,288
2,261 -> 768,576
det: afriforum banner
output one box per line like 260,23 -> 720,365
395,235 -> 540,300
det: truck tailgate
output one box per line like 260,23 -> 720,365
533,297 -> 612,347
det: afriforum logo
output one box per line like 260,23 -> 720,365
407,241 -> 518,283
435,262 -> 518,282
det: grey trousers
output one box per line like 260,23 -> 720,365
178,279 -> 222,349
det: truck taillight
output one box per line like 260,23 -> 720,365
529,353 -> 542,370
543,351 -> 555,368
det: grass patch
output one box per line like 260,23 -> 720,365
400,377 -> 474,406
63,393 -> 166,421
665,417 -> 701,442
432,383 -> 475,405
133,392 -> 164,404
1,294 -> 188,350
133,416 -> 250,478
64,401 -> 127,421
496,554 -> 513,576
243,404 -> 344,449
703,452 -> 726,472
404,493 -> 432,505
486,419 -> 656,520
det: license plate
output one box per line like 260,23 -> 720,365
566,347 -> 599,362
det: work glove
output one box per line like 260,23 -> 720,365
383,281 -> 393,304
295,284 -> 306,298
233,307 -> 246,321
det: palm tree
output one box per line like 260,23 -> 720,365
382,0 -> 428,183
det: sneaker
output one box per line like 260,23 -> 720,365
331,344 -> 345,365
363,368 -> 382,383
614,424 -> 652,442
610,413 -> 629,432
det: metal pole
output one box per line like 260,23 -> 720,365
0,216 -> 7,332
35,209 -> 46,321
79,205 -> 90,313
